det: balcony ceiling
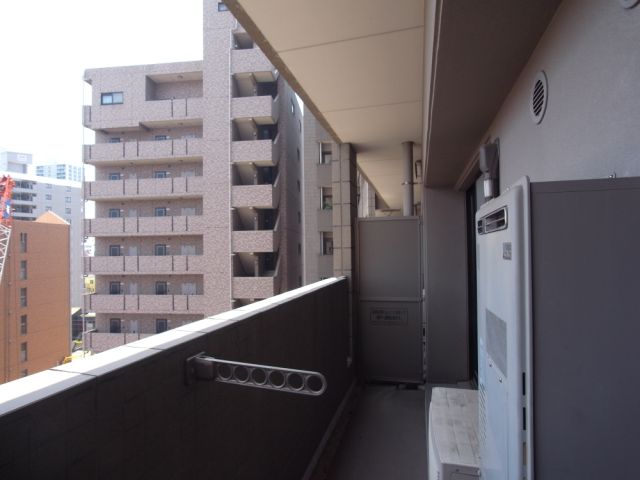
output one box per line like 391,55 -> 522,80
227,0 -> 425,210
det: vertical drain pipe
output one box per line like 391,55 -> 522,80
402,141 -> 414,216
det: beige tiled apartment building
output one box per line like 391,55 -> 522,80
0,213 -> 70,383
82,2 -> 302,341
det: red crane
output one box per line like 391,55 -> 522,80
0,175 -> 15,283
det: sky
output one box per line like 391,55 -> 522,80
0,0 -> 203,167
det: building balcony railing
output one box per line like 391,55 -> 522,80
85,255 -> 205,275
232,275 -> 278,299
85,176 -> 205,201
231,94 -> 279,123
85,215 -> 205,237
0,278 -> 352,479
231,230 -> 278,253
88,294 -> 206,314
231,181 -> 279,209
83,138 -> 203,166
82,98 -> 204,131
230,47 -> 276,76
231,134 -> 280,166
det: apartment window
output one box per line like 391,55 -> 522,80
156,318 -> 168,333
297,211 -> 301,224
20,342 -> 27,362
128,282 -> 138,295
65,186 -> 72,192
108,137 -> 122,143
297,243 -> 301,255
297,180 -> 300,193
46,183 -> 52,189
108,208 -> 122,218
20,288 -> 27,307
154,244 -> 168,256
155,207 -> 167,217
109,281 -> 122,295
45,206 -> 52,211
19,260 -> 27,280
319,142 -> 332,164
101,92 -> 123,105
154,135 -> 169,141
181,244 -> 196,255
65,196 -> 71,203
109,245 -> 122,256
298,119 -> 302,133
109,318 -> 122,334
321,231 -> 334,255
153,171 -> 169,179
155,281 -> 168,295
217,2 -> 229,11
19,232 -> 27,252
297,148 -> 300,163
108,172 -> 121,180
65,207 -> 72,214
181,283 -> 196,295
45,194 -> 52,200
20,315 -> 27,335
181,207 -> 196,216
321,187 -> 333,210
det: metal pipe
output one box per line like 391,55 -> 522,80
402,141 -> 414,216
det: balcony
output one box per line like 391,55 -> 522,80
83,138 -> 203,166
230,48 -> 276,76
232,275 -> 278,299
85,255 -> 205,275
231,182 -> 279,209
83,98 -> 204,131
88,294 -> 205,314
231,135 -> 280,166
231,95 -> 279,123
85,176 -> 205,201
85,215 -> 205,237
0,279 -> 355,479
232,230 -> 278,253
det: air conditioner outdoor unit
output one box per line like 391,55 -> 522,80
428,387 -> 480,480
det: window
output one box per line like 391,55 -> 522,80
20,343 -> 27,362
297,148 -> 300,163
19,232 -> 27,252
319,142 -> 332,164
156,318 -> 168,333
217,2 -> 229,11
108,137 -> 122,143
321,231 -> 334,255
19,260 -> 27,280
108,208 -> 122,218
128,282 -> 138,295
109,245 -> 122,256
321,187 -> 333,210
155,281 -> 168,295
297,243 -> 301,255
181,244 -> 196,255
153,171 -> 169,179
298,119 -> 302,133
181,207 -> 196,216
109,281 -> 122,295
297,211 -> 301,224
154,207 -> 167,217
297,180 -> 300,193
65,196 -> 71,203
154,135 -> 169,141
101,92 -> 123,105
20,288 -> 27,307
46,183 -> 52,189
20,315 -> 27,335
154,244 -> 168,256
45,206 -> 52,211
109,318 -> 122,334
45,194 -> 52,200
181,283 -> 196,295
65,207 -> 71,214
108,172 -> 121,180
65,186 -> 71,192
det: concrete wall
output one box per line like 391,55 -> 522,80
0,278 -> 353,479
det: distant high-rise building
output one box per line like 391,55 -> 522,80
36,163 -> 83,182
1,151 -> 84,309
82,2 -> 302,349
0,212 -> 70,383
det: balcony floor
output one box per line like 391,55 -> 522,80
327,385 -> 428,480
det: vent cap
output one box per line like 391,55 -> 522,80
530,71 -> 548,124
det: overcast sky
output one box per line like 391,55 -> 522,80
0,0 -> 203,166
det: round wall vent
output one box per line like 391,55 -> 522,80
530,71 -> 548,124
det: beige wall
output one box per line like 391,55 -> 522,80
0,218 -> 70,383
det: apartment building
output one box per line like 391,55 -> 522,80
0,212 -> 70,383
1,152 -> 84,309
82,3 -> 302,342
36,163 -> 83,182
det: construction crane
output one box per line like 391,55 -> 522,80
0,175 -> 15,284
